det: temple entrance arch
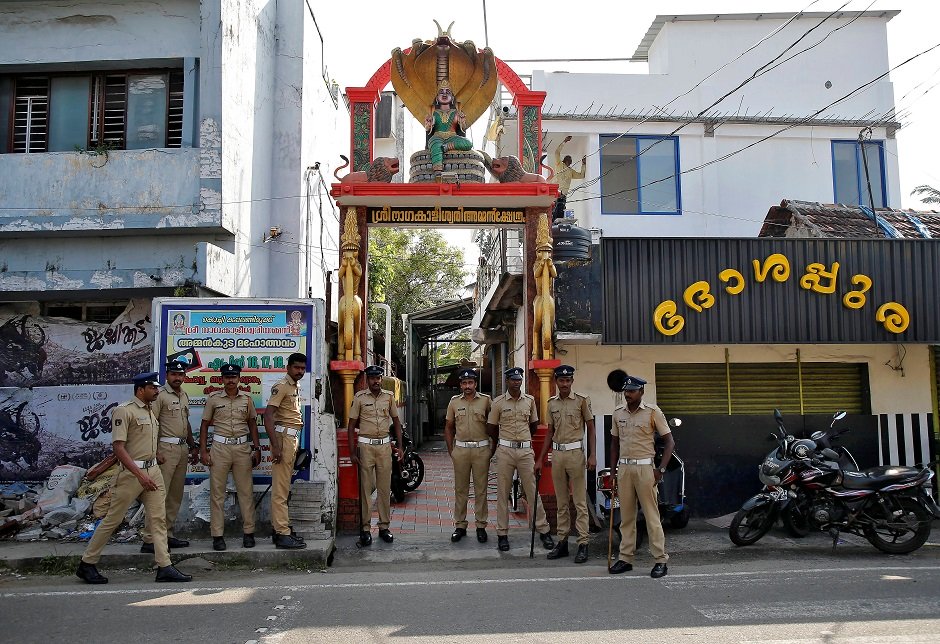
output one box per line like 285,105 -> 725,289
329,22 -> 561,534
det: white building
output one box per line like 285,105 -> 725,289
479,11 -> 938,516
0,0 -> 345,311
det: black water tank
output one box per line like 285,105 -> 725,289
552,222 -> 592,262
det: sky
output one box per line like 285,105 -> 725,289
316,1 -> 940,266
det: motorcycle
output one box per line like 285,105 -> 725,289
780,412 -> 859,538
390,428 -> 424,503
729,409 -> 940,554
597,417 -> 689,547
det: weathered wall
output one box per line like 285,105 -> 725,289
0,0 -> 199,64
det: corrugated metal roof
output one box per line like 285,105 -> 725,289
602,237 -> 940,345
760,199 -> 940,239
632,11 -> 900,60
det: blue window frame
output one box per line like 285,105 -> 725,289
599,134 -> 681,215
831,140 -> 887,208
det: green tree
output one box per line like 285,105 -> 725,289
368,228 -> 466,358
911,185 -> 940,204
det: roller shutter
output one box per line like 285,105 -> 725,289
655,362 -> 870,415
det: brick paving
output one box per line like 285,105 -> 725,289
382,442 -> 528,534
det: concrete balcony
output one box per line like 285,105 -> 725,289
0,148 -> 225,237
473,229 -> 524,330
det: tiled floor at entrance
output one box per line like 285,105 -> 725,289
380,443 -> 529,534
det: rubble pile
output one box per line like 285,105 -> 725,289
0,455 -> 142,543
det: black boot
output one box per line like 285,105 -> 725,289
574,544 -> 589,564
539,532 -> 555,550
139,542 -> 155,554
378,529 -> 394,543
497,535 -> 510,551
155,565 -> 193,582
274,533 -> 306,549
167,537 -> 190,548
547,540 -> 569,560
242,533 -> 255,548
76,561 -> 108,584
212,536 -> 226,551
476,528 -> 488,543
451,527 -> 467,542
359,531 -> 372,546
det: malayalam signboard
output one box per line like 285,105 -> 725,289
153,298 -> 323,481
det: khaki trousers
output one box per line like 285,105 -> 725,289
271,431 -> 298,535
209,442 -> 256,537
142,442 -> 188,543
451,445 -> 491,529
358,442 -> 392,531
551,448 -> 589,545
82,465 -> 170,567
496,445 -> 549,535
617,464 -> 668,563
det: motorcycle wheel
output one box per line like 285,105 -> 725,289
401,454 -> 425,492
729,504 -> 775,546
781,494 -> 812,538
670,506 -> 691,530
863,496 -> 932,554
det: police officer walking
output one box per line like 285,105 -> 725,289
263,352 -> 307,549
347,365 -> 403,546
444,367 -> 492,543
76,372 -> 192,584
486,367 -> 554,552
199,364 -> 261,551
608,375 -> 674,578
140,359 -> 197,554
535,364 -> 596,563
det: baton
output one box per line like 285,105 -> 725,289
607,470 -> 618,569
530,468 -> 541,558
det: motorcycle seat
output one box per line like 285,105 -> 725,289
841,465 -> 924,490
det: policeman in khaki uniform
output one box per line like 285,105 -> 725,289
76,372 -> 191,584
141,359 -> 197,553
263,352 -> 306,549
486,367 -> 554,552
199,363 -> 262,551
347,365 -> 403,546
444,367 -> 492,543
608,375 -> 674,579
535,364 -> 596,563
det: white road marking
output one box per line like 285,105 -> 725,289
695,597 -> 940,621
5,565 -> 940,598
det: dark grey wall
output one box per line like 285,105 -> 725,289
602,238 -> 940,344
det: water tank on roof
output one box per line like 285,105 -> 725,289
552,222 -> 592,262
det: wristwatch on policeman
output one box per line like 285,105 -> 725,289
658,466 -> 667,473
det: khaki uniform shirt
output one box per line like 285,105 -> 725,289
111,398 -> 158,461
547,392 -> 592,444
349,389 -> 398,438
151,384 -> 190,440
268,375 -> 303,428
202,390 -> 254,438
445,393 -> 492,442
488,392 -> 538,442
611,401 -> 670,460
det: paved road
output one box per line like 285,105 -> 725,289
3,554 -> 940,643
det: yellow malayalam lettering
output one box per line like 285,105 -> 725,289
653,300 -> 685,336
875,302 -> 910,334
718,268 -> 745,295
800,262 -> 840,294
753,253 -> 790,283
842,274 -> 873,310
683,281 -> 716,313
